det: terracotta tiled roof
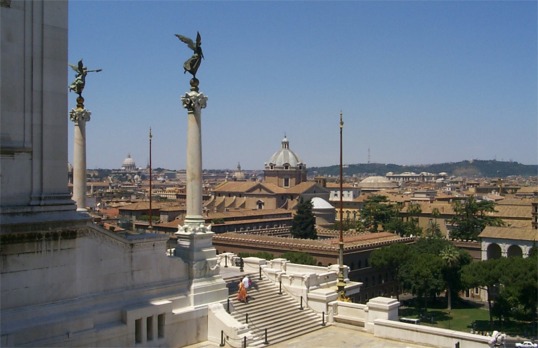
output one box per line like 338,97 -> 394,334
205,209 -> 291,220
213,231 -> 414,252
118,202 -> 167,211
213,181 -> 259,193
491,205 -> 531,219
496,198 -> 533,206
259,182 -> 287,194
155,219 -> 181,229
401,202 -> 455,215
325,183 -> 358,189
213,181 -> 288,194
516,186 -> 538,194
479,226 -> 538,241
285,181 -> 324,194
99,207 -> 120,218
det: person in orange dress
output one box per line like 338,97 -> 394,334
237,280 -> 248,303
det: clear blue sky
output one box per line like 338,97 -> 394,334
68,0 -> 537,170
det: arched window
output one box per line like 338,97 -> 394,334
507,245 -> 523,258
487,243 -> 502,259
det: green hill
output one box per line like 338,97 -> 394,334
309,160 -> 537,178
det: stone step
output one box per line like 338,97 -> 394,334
224,275 -> 327,346
230,293 -> 301,311
232,302 -> 312,321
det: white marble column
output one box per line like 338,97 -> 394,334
174,85 -> 227,306
180,90 -> 207,230
70,104 -> 91,212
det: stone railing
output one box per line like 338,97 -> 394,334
373,319 -> 493,348
229,257 -> 361,313
214,253 -> 495,348
207,303 -> 252,348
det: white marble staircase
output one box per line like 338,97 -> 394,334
224,274 -> 326,347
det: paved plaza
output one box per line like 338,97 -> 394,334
186,323 -> 430,348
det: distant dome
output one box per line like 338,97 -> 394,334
232,162 -> 246,181
311,197 -> 336,227
266,136 -> 305,169
359,176 -> 398,190
122,154 -> 136,171
311,197 -> 334,210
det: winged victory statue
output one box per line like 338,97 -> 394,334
68,59 -> 102,97
175,32 -> 204,79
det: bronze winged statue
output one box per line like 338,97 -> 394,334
175,32 -> 204,79
68,59 -> 102,97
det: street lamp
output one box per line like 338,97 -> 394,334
337,111 -> 346,300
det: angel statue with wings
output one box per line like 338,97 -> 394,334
68,60 -> 102,97
175,32 -> 204,79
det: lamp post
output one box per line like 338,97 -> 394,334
337,111 -> 346,300
149,127 -> 153,230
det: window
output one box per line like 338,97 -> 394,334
284,178 -> 290,187
147,316 -> 153,341
158,314 -> 165,338
135,319 -> 142,344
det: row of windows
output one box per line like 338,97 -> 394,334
486,243 -> 537,259
349,258 -> 369,270
135,314 -> 165,344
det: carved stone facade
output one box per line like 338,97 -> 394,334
0,2 -> 226,346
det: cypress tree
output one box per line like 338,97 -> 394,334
290,198 -> 317,239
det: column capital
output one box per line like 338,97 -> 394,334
69,108 -> 91,124
181,91 -> 207,112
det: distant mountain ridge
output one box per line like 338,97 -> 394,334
309,160 -> 538,178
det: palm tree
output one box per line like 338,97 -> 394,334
440,245 -> 462,311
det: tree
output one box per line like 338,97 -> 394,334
399,252 -> 445,312
360,195 -> 400,232
464,256 -> 537,325
425,220 -> 442,238
450,196 -> 504,241
290,197 -> 317,239
385,218 -> 422,237
462,258 -> 505,325
440,245 -> 471,310
370,242 -> 412,300
281,251 -> 317,265
498,255 -> 538,321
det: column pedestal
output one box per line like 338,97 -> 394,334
175,230 -> 227,307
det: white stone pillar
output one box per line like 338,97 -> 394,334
174,85 -> 227,306
181,90 -> 207,229
365,297 -> 400,333
70,104 -> 91,212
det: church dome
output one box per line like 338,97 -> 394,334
358,176 -> 398,190
311,197 -> 334,210
232,162 -> 246,181
266,136 -> 304,169
122,154 -> 136,171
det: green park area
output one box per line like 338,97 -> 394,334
399,297 -> 537,339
